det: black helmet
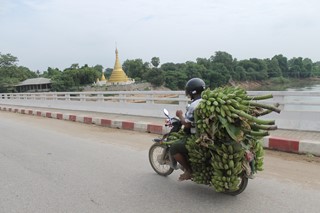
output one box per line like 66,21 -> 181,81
185,78 -> 206,97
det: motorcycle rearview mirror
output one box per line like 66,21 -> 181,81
163,108 -> 170,118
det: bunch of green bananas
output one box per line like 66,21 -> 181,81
183,86 -> 279,192
242,135 -> 265,173
252,139 -> 264,172
186,136 -> 213,185
210,142 -> 245,192
167,130 -> 185,142
195,86 -> 280,142
186,138 -> 247,192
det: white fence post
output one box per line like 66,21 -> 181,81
119,93 -> 126,103
80,93 -> 85,102
146,94 -> 153,104
97,93 -> 103,102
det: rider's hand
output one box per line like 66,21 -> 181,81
176,110 -> 183,118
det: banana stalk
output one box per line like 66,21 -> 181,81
230,108 -> 276,125
250,123 -> 278,131
241,100 -> 281,113
245,94 -> 273,101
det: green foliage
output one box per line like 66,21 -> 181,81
42,67 -> 62,78
0,77 -> 20,92
49,64 -> 100,91
265,58 -> 282,78
286,57 -> 313,78
122,59 -> 147,79
270,76 -> 290,84
210,51 -> 235,72
163,70 -> 187,90
312,62 -> 320,76
151,57 -> 160,68
0,53 -> 18,67
0,53 -> 37,92
1,51 -> 320,93
144,68 -> 164,86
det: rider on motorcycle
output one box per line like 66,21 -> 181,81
170,78 -> 206,181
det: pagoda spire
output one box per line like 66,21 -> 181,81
108,48 -> 129,83
114,48 -> 122,70
101,70 -> 106,81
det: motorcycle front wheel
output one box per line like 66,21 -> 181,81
223,173 -> 248,196
149,143 -> 174,176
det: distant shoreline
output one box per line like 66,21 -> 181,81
235,77 -> 320,91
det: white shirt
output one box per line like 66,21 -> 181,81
185,98 -> 201,134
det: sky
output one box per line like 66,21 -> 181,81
1,0 -> 319,72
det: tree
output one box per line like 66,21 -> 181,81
312,61 -> 320,77
151,57 -> 160,68
69,63 -> 79,69
144,68 -> 164,87
210,51 -> 235,72
161,62 -> 179,72
0,53 -> 18,67
205,63 -> 229,85
234,66 -> 247,81
289,65 -> 301,78
288,57 -> 303,78
160,62 -> 188,90
51,74 -> 75,91
206,70 -> 227,88
122,59 -> 146,80
302,58 -> 313,78
238,58 -> 268,81
0,77 -> 19,92
163,70 -> 187,90
265,58 -> 282,78
184,61 -> 206,79
42,67 -> 62,78
272,55 -> 288,77
0,53 -> 37,92
196,57 -> 211,69
79,66 -> 100,85
93,65 -> 103,73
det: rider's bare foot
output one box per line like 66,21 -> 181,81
178,170 -> 192,181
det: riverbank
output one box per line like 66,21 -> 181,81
234,77 -> 320,91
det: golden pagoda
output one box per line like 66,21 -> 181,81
95,70 -> 107,86
108,48 -> 130,83
101,70 -> 106,81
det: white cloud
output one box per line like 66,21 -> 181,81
0,0 -> 16,15
1,0 -> 320,71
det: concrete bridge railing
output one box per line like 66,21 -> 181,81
1,91 -> 320,132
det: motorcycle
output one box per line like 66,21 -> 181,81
148,109 -> 249,196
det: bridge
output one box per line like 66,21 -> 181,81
1,90 -> 320,131
1,90 -> 320,156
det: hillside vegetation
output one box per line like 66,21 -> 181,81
1,51 -> 320,92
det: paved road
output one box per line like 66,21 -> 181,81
1,113 -> 320,213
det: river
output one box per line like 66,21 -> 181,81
286,84 -> 320,91
283,84 -> 320,111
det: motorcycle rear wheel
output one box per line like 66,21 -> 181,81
223,173 -> 248,196
149,143 -> 174,176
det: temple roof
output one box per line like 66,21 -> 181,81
17,78 -> 51,86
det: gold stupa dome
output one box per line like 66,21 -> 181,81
101,71 -> 106,81
108,48 -> 130,83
